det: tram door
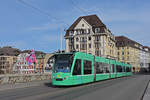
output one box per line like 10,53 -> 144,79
72,59 -> 82,85
110,64 -> 116,78
82,59 -> 94,84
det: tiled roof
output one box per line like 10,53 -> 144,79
65,14 -> 106,37
22,50 -> 45,55
115,36 -> 142,48
143,46 -> 150,52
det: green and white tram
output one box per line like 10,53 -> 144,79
52,52 -> 132,86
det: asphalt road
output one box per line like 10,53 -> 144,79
0,75 -> 149,100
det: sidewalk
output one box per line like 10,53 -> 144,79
0,80 -> 50,91
143,81 -> 150,100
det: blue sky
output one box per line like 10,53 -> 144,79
0,0 -> 150,53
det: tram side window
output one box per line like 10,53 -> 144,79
112,64 -> 115,73
73,59 -> 81,75
129,67 -> 131,72
123,66 -> 125,72
126,67 -> 129,72
116,65 -> 122,72
126,67 -> 131,72
96,62 -> 103,74
84,60 -> 92,74
103,63 -> 110,73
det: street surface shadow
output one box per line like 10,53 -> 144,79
44,82 -> 71,88
44,82 -> 56,88
44,82 -> 88,88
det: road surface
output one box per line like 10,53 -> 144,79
0,75 -> 149,100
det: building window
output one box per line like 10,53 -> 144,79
81,29 -> 84,34
122,57 -> 124,60
89,43 -> 91,48
95,50 -> 100,56
95,28 -> 100,33
76,30 -> 79,35
80,44 -> 87,50
122,52 -> 124,55
84,29 -> 86,34
95,43 -> 101,48
88,36 -> 91,41
95,36 -> 101,41
69,31 -> 73,36
76,44 -> 79,49
82,24 -> 84,27
80,37 -> 87,42
76,37 -> 79,42
118,52 -> 120,55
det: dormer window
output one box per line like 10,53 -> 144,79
69,31 -> 73,36
95,28 -> 100,33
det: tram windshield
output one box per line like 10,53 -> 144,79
53,54 -> 73,73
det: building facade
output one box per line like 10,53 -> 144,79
35,54 -> 45,73
65,15 -> 117,59
116,36 -> 141,72
0,56 -> 17,74
13,53 -> 35,74
140,46 -> 150,71
0,46 -> 20,74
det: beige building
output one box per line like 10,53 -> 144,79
116,36 -> 141,72
0,46 -> 20,74
65,15 -> 117,59
0,56 -> 17,74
